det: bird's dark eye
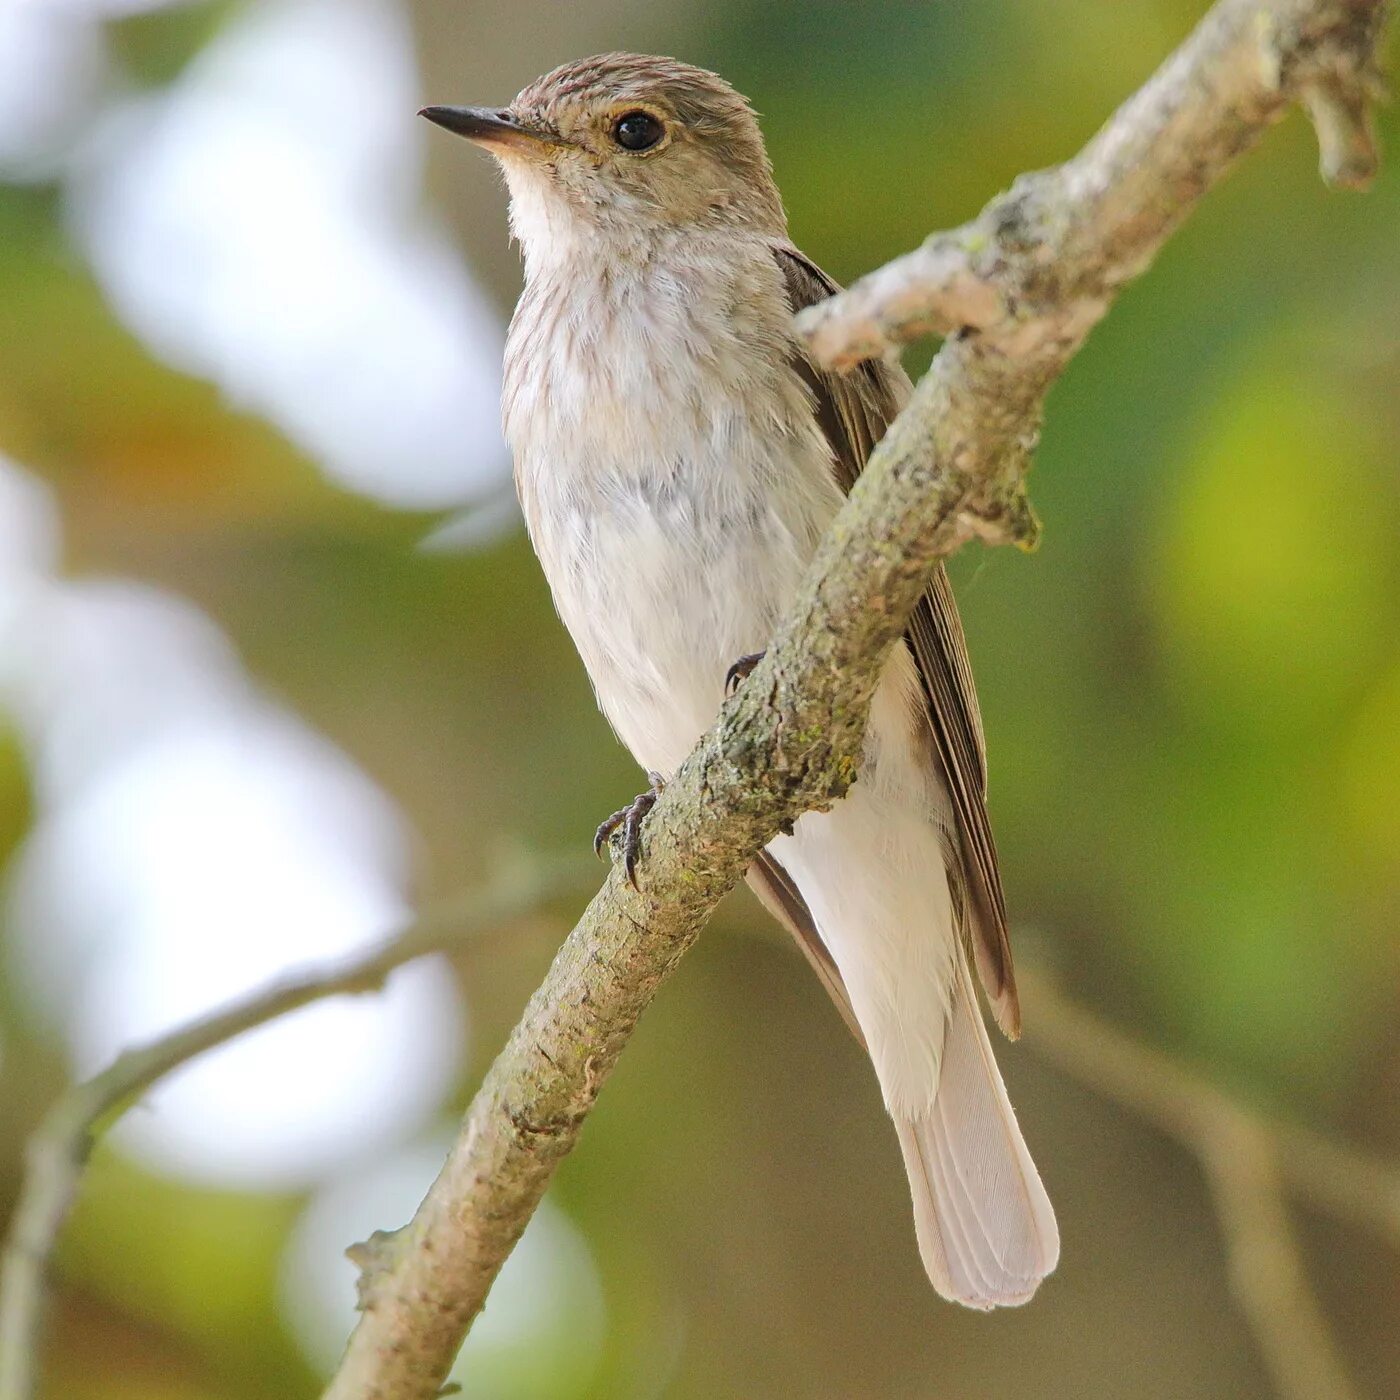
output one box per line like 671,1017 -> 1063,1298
612,110 -> 664,152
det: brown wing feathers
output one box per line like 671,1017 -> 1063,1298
753,245 -> 1021,1040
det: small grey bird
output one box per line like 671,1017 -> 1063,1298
423,54 -> 1057,1308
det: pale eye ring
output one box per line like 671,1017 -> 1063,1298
611,110 -> 664,152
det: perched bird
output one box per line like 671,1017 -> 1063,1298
422,54 -> 1058,1308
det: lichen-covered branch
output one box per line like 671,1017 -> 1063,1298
320,2 -> 1390,1396
797,0 -> 1391,374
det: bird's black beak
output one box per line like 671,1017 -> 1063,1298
418,105 -> 558,153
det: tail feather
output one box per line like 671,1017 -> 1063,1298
894,957 -> 1058,1309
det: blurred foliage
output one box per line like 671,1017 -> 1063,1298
2,1 -> 1398,1397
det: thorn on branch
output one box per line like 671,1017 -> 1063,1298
1301,67 -> 1386,188
957,490 -> 1043,552
347,1228 -> 407,1310
1274,1 -> 1392,191
1004,488 -> 1043,553
954,430 -> 1044,554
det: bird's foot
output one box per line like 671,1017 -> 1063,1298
594,771 -> 665,889
725,650 -> 766,696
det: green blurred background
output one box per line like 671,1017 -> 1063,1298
2,1 -> 1398,1396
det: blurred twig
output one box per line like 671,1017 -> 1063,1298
1023,967 -> 1400,1400
0,853 -> 594,1400
1024,969 -> 1400,1251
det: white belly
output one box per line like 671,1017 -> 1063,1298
527,458 -> 831,776
503,227 -> 848,776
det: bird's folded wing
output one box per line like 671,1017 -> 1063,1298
770,244 -> 1021,1039
746,853 -> 866,1047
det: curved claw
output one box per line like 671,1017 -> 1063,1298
594,805 -> 630,859
594,772 -> 665,889
725,650 -> 766,697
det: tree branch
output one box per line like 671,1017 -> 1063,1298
319,3 -> 1390,1395
0,855 -> 595,1400
796,0 -> 1392,372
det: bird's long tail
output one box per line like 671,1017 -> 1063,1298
892,953 -> 1059,1308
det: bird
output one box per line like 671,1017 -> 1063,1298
421,53 -> 1058,1308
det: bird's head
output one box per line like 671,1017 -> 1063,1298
421,54 -> 786,260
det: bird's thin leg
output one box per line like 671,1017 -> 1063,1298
725,650 -> 766,696
594,771 -> 666,889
